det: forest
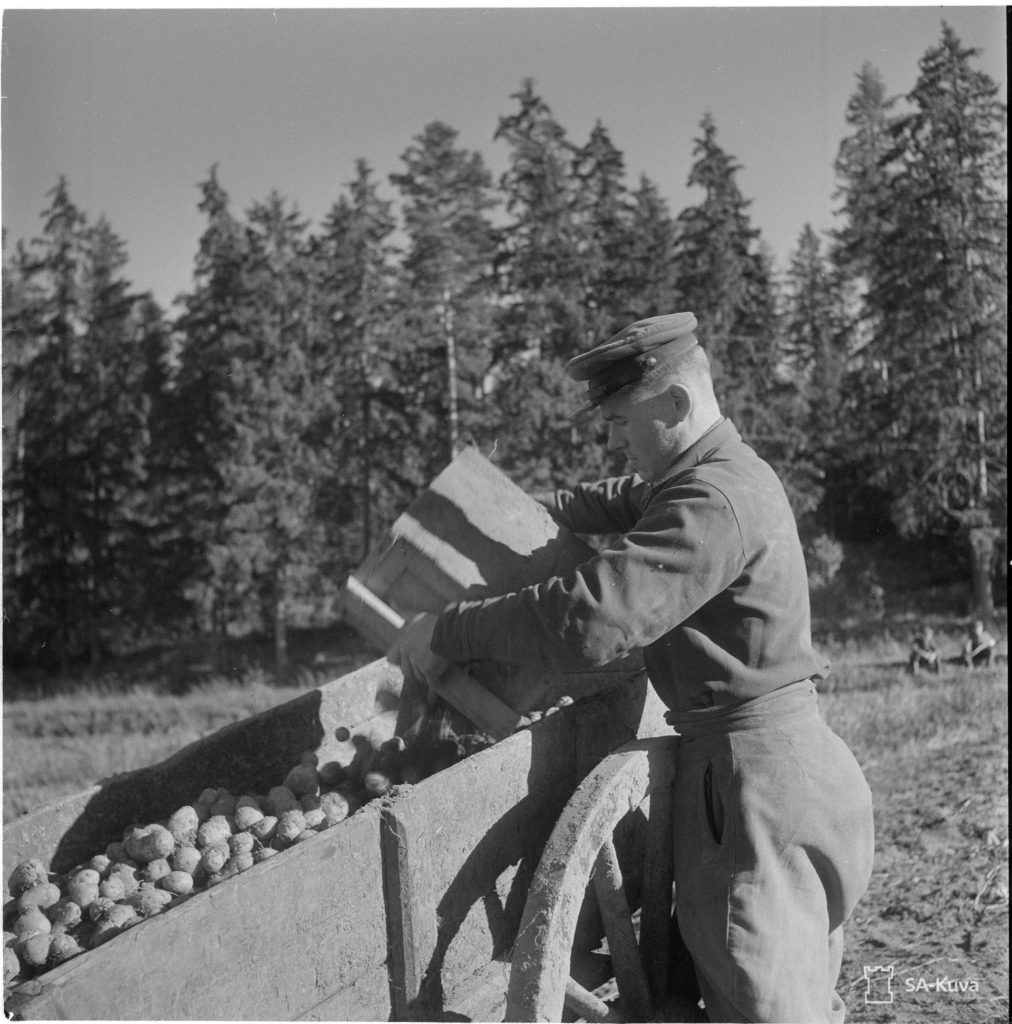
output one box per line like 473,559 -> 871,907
2,24 -> 1006,678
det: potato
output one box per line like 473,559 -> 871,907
97,876 -> 126,902
320,791 -> 351,826
125,884 -> 173,918
15,883 -> 62,915
363,771 -> 392,798
299,793 -> 322,813
264,786 -> 299,817
209,792 -> 237,818
159,871 -> 194,897
87,854 -> 111,876
196,787 -> 219,807
304,808 -> 326,830
170,845 -> 202,876
165,806 -> 200,846
294,829 -> 318,844
231,851 -> 254,873
249,816 -> 278,844
12,908 -> 51,940
68,867 -> 101,888
283,764 -> 319,799
65,878 -> 99,910
317,761 -> 346,787
46,899 -> 82,931
104,841 -> 128,863
196,815 -> 232,849
200,843 -> 229,875
141,858 -> 171,884
48,932 -> 83,965
276,809 -> 306,845
17,932 -> 51,968
3,944 -> 19,983
87,897 -> 118,924
228,833 -> 254,857
236,795 -> 262,811
298,749 -> 319,767
206,862 -> 238,888
91,905 -> 137,947
124,824 -> 174,864
106,862 -> 140,896
7,860 -> 49,897
252,847 -> 278,865
234,805 -> 264,831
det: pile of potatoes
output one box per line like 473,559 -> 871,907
3,744 -> 409,987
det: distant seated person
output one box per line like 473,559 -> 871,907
909,626 -> 941,675
962,620 -> 997,669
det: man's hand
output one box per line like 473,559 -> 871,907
387,611 -> 451,693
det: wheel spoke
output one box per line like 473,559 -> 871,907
564,977 -> 625,1023
593,839 -> 653,1021
639,788 -> 675,1003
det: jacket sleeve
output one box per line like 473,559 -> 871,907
432,479 -> 745,670
544,475 -> 652,535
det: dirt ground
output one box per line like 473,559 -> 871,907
839,723 -> 1008,1024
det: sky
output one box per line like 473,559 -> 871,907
1,5 -> 1007,311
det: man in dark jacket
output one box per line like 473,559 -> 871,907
391,313 -> 875,1023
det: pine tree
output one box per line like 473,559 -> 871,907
494,80 -> 585,360
672,116 -> 804,505
626,175 -> 679,317
571,121 -> 638,335
212,191 -> 325,670
173,167 -> 255,644
860,25 -> 1007,616
782,225 -> 858,526
2,181 -> 152,668
315,160 -> 402,561
389,121 -> 499,468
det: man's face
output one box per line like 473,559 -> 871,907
599,388 -> 681,482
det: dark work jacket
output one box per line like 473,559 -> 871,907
431,419 -> 829,713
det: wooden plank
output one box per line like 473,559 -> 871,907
7,808 -> 389,1021
3,657 -> 402,880
344,575 -> 523,740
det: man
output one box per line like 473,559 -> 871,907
963,620 -> 998,669
390,313 -> 875,1023
910,625 -> 942,675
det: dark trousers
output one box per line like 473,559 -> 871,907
669,682 -> 875,1023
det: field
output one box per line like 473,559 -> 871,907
3,622 -> 1008,1023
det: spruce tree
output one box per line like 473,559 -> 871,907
389,121 -> 499,469
315,160 -> 402,560
860,25 -> 1007,615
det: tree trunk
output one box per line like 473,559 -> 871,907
967,526 -> 998,623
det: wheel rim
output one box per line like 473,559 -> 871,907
507,737 -> 684,1022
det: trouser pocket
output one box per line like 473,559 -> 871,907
704,761 -> 725,845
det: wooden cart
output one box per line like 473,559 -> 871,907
4,451 -> 698,1021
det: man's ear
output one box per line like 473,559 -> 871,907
663,382 -> 692,426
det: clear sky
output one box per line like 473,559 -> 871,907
1,5 -> 1006,311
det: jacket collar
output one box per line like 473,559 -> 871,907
651,417 -> 740,488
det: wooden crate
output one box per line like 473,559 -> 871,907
343,447 -> 640,716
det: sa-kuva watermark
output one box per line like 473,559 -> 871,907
863,964 -> 982,1006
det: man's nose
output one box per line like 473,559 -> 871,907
606,427 -> 624,452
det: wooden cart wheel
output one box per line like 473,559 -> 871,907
507,737 -> 699,1023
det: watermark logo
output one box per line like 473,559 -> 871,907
863,965 -> 895,1004
862,963 -> 982,1004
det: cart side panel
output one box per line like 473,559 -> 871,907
382,675 -> 666,1021
3,658 -> 402,879
6,807 -> 389,1022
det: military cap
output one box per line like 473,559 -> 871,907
566,312 -> 699,417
